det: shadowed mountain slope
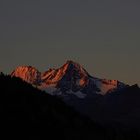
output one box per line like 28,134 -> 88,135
0,74 -> 139,139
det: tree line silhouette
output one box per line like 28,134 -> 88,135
0,73 -> 139,139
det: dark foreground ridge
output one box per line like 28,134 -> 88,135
0,73 -> 139,140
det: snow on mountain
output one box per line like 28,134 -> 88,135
11,61 -> 127,98
93,78 -> 124,95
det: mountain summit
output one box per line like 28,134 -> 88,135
11,60 -> 127,98
11,66 -> 41,85
41,60 -> 88,88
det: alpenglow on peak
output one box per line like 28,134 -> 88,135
11,60 -> 127,97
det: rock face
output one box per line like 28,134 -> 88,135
11,66 -> 41,86
41,60 -> 88,87
11,60 -> 127,98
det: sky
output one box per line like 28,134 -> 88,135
0,0 -> 140,85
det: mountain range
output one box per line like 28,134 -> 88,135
11,60 -> 127,98
7,60 -> 140,128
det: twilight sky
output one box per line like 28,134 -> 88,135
0,0 -> 140,85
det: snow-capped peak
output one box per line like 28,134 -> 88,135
41,60 -> 89,89
61,60 -> 89,77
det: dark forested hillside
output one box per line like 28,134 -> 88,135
0,73 -> 103,139
0,73 -> 139,140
